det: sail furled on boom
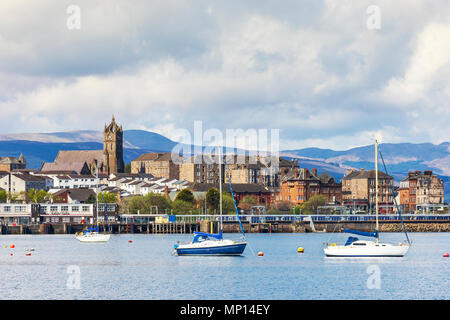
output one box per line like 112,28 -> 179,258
344,229 -> 379,238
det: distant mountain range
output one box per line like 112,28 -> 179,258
1,130 -> 448,201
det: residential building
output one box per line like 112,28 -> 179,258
131,152 -> 180,180
0,154 -> 27,172
0,172 -> 48,193
341,168 -> 394,213
52,188 -> 97,204
190,183 -> 274,207
399,171 -> 444,213
279,168 -> 342,206
180,155 -> 223,184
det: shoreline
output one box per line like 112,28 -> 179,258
1,220 -> 449,235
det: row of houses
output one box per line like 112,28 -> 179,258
1,153 -> 445,214
132,153 -> 298,187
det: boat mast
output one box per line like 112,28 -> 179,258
219,147 -> 223,232
375,139 -> 379,243
96,162 -> 99,228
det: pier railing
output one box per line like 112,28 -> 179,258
118,214 -> 450,224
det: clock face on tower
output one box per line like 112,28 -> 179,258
108,134 -> 112,140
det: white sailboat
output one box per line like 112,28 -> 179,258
174,149 -> 247,256
76,164 -> 111,243
324,140 -> 410,257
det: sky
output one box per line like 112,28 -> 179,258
0,0 -> 450,151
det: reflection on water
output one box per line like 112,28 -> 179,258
0,233 -> 448,300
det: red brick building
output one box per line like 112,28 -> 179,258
279,168 -> 342,206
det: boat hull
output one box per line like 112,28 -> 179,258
324,244 -> 409,257
76,233 -> 111,243
176,242 -> 247,256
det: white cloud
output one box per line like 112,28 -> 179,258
0,1 -> 449,150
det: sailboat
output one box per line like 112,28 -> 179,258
174,150 -> 247,256
323,140 -> 410,257
76,164 -> 111,243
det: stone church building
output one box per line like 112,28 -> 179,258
40,116 -> 125,176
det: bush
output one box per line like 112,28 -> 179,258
175,189 -> 195,204
172,200 -> 194,214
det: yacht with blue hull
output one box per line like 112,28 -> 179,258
174,148 -> 248,257
174,231 -> 247,256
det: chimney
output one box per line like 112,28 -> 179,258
294,168 -> 299,179
164,185 -> 169,199
312,168 -> 317,176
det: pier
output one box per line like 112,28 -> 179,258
0,214 -> 449,235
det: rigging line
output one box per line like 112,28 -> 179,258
378,149 -> 412,246
224,163 -> 246,239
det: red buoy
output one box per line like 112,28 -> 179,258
443,253 -> 449,258
128,240 -> 133,243
258,251 -> 264,256
10,253 -> 13,256
25,252 -> 31,256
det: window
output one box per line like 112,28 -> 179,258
61,206 -> 69,212
72,206 -> 79,212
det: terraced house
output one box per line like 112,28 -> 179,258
399,171 -> 445,213
131,152 -> 180,180
279,168 -> 342,206
341,169 -> 394,213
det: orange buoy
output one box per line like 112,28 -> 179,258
258,251 -> 264,256
398,242 -> 403,246
443,253 -> 449,258
10,244 -> 15,249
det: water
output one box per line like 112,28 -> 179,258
0,233 -> 448,300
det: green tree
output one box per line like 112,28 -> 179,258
0,190 -> 7,203
124,163 -> 132,174
172,199 -> 194,214
222,193 -> 237,214
206,188 -> 220,210
144,192 -> 171,213
98,192 -> 118,203
300,195 -> 328,215
175,189 -> 195,204
238,195 -> 258,211
128,196 -> 147,214
27,189 -> 52,203
7,192 -> 20,203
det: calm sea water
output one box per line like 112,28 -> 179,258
0,232 -> 448,300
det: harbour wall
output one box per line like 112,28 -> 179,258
1,220 -> 448,235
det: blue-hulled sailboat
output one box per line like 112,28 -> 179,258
174,150 -> 247,256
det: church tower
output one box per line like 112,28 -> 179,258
103,115 -> 124,175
